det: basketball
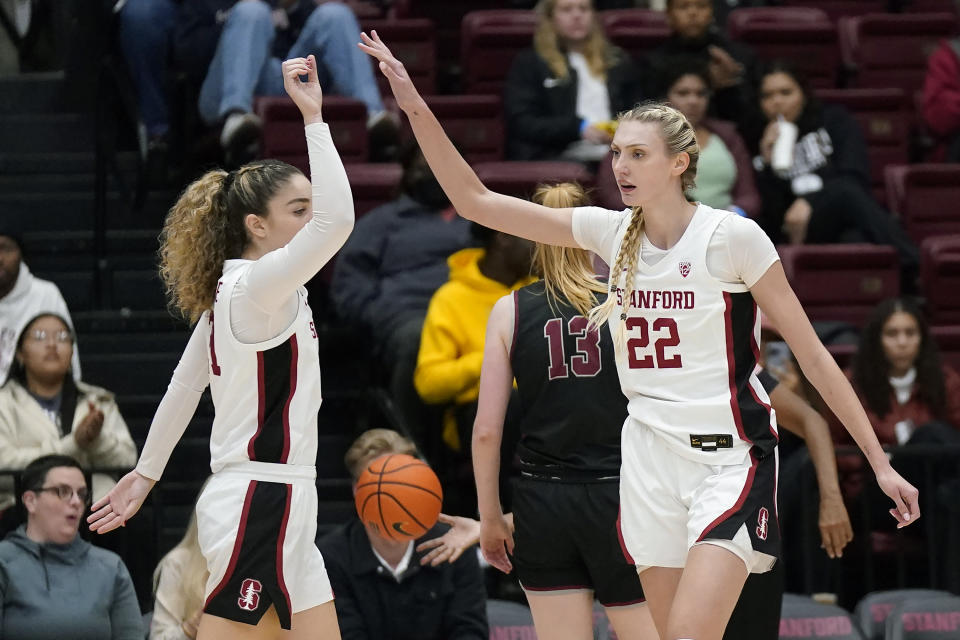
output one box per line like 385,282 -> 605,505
354,453 -> 443,541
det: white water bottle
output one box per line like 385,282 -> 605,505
771,115 -> 798,172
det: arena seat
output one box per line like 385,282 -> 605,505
777,244 -> 899,326
600,9 -> 670,61
727,7 -> 839,88
920,235 -> 960,327
884,164 -> 960,244
853,589 -> 954,640
779,596 -> 865,639
255,95 -> 369,166
486,599 -> 537,640
815,88 -> 909,205
460,10 -> 537,95
361,19 -> 437,96
839,13 -> 958,99
473,160 -> 594,201
418,94 -> 505,162
780,0 -> 886,22
884,595 -> 960,640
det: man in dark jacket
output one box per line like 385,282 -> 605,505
331,142 -> 471,440
645,0 -> 756,123
316,429 -> 488,640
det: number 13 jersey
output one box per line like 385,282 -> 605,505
573,204 -> 780,466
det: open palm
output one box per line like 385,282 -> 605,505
358,30 -> 422,113
87,470 -> 155,534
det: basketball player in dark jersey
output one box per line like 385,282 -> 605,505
472,183 -> 657,640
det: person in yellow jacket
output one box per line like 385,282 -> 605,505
414,223 -> 535,514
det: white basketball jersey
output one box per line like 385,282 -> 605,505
609,206 -> 777,465
203,260 -> 322,472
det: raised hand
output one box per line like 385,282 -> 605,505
87,470 -> 156,534
282,55 -> 323,125
357,30 -> 423,113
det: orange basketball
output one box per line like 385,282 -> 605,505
354,453 -> 443,540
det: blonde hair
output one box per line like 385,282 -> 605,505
531,183 -> 606,317
159,160 -> 303,323
534,0 -> 619,80
152,485 -> 209,621
344,429 -> 418,481
586,102 -> 699,344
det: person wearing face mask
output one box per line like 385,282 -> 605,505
331,141 -> 472,445
0,314 -> 137,519
0,455 -> 143,640
503,0 -> 643,162
747,61 -> 920,289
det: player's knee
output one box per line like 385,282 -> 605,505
307,1 -> 359,29
229,0 -> 272,26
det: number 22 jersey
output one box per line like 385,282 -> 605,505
572,203 -> 781,466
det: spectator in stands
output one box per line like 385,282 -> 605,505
331,142 -> 472,445
0,454 -> 142,640
149,485 -> 208,640
0,313 -> 137,515
174,0 -> 393,163
503,0 -> 643,162
597,56 -> 760,215
645,0 -> 755,123
747,62 -> 919,285
846,298 -> 960,447
0,230 -> 80,383
316,428 -> 488,640
414,224 -> 535,455
922,33 -> 960,162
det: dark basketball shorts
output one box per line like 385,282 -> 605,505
197,462 -> 333,629
511,476 -> 645,607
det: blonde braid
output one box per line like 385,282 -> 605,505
586,207 -> 645,348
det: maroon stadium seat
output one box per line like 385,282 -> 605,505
600,9 -> 670,61
921,235 -> 960,327
727,7 -> 839,88
361,19 -> 437,96
839,13 -> 958,98
777,244 -> 900,326
460,10 -> 537,95
255,96 -> 368,167
932,326 -> 960,372
473,161 -> 594,200
906,0 -> 957,12
780,0 -> 886,22
815,88 -> 909,205
414,95 -> 505,163
885,164 -> 960,244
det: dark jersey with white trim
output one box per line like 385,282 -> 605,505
510,281 -> 625,477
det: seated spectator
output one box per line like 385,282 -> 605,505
0,454 -> 142,640
747,62 -> 919,285
149,486 -> 208,640
173,0 -> 392,162
316,428 -> 488,640
846,298 -> 960,447
414,224 -> 535,454
0,230 -> 80,382
503,0 -> 643,162
331,142 -> 472,443
922,34 -> 960,162
645,0 -> 755,123
597,56 -> 760,215
0,313 -> 137,515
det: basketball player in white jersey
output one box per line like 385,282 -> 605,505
87,56 -> 352,640
359,33 -> 919,640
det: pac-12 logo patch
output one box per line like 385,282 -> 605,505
238,578 -> 262,611
756,507 -> 769,541
678,261 -> 691,278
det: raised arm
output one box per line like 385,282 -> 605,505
243,56 -> 355,312
358,32 -> 578,247
87,320 -> 210,534
750,263 -> 919,528
472,294 -> 516,574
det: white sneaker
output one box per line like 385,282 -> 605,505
220,112 -> 262,151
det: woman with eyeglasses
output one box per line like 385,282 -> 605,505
0,313 -> 137,520
0,454 -> 143,639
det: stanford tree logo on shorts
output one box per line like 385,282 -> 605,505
238,578 -> 262,611
678,261 -> 691,278
756,507 -> 769,541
